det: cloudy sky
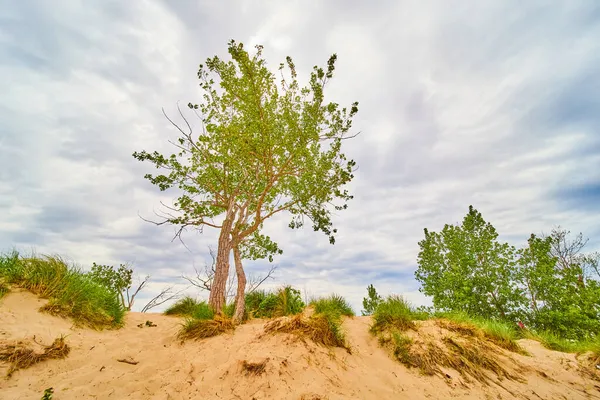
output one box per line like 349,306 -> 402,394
1,0 -> 599,312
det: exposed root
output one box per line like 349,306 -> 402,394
0,336 -> 70,378
177,315 -> 235,341
264,314 -> 350,353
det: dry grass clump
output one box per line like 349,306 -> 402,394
436,319 -> 526,354
378,329 -> 525,384
240,358 -> 268,376
0,336 -> 70,377
177,314 -> 235,341
264,313 -> 350,353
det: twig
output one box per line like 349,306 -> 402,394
117,357 -> 139,365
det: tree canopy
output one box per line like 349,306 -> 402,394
415,206 -> 600,340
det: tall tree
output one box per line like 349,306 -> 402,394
415,206 -> 522,320
133,40 -> 359,318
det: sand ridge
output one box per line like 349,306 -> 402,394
1,289 -> 599,400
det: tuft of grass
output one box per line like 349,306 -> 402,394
177,314 -> 235,341
0,336 -> 70,378
165,296 -> 205,316
436,312 -> 525,354
526,330 -> 588,353
0,281 -> 8,299
370,295 -> 420,334
246,286 -> 305,319
0,251 -> 124,329
264,312 -> 351,352
164,296 -> 216,321
310,294 -> 354,317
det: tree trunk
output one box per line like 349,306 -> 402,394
208,216 -> 234,313
233,245 -> 247,324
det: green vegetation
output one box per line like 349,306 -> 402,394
0,250 -> 125,329
434,312 -> 524,353
0,281 -> 8,299
248,286 -> 305,319
164,296 -> 215,320
370,295 -> 424,334
88,262 -> 149,311
415,206 -> 600,341
133,39 -> 360,317
361,284 -> 382,316
310,294 -> 354,317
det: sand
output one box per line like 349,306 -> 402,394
1,289 -> 599,400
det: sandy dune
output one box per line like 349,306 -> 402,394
1,289 -> 599,400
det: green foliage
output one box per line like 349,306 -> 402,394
391,331 -> 413,364
41,388 -> 54,400
361,284 -> 382,316
415,206 -> 521,321
0,281 -> 8,299
88,262 -> 132,297
247,286 -> 305,319
164,296 -> 215,320
0,251 -> 124,329
310,294 -> 355,317
415,206 -> 600,341
132,40 -> 360,287
437,311 -> 524,353
370,295 -> 421,334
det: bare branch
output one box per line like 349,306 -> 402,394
247,264 -> 277,293
140,286 -> 186,313
126,275 -> 150,311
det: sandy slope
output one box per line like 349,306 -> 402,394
1,290 -> 599,400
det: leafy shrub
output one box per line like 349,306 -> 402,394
310,294 -> 354,317
361,284 -> 383,316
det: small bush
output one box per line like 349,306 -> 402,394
310,294 -> 354,317
0,336 -> 70,378
361,284 -> 382,316
177,315 -> 235,341
0,251 -> 124,329
370,295 -> 419,334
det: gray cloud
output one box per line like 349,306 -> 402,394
1,0 -> 599,312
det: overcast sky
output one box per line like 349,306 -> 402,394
1,0 -> 599,312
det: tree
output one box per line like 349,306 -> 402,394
415,206 -> 523,321
88,263 -> 149,311
133,40 -> 359,318
361,284 -> 382,316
